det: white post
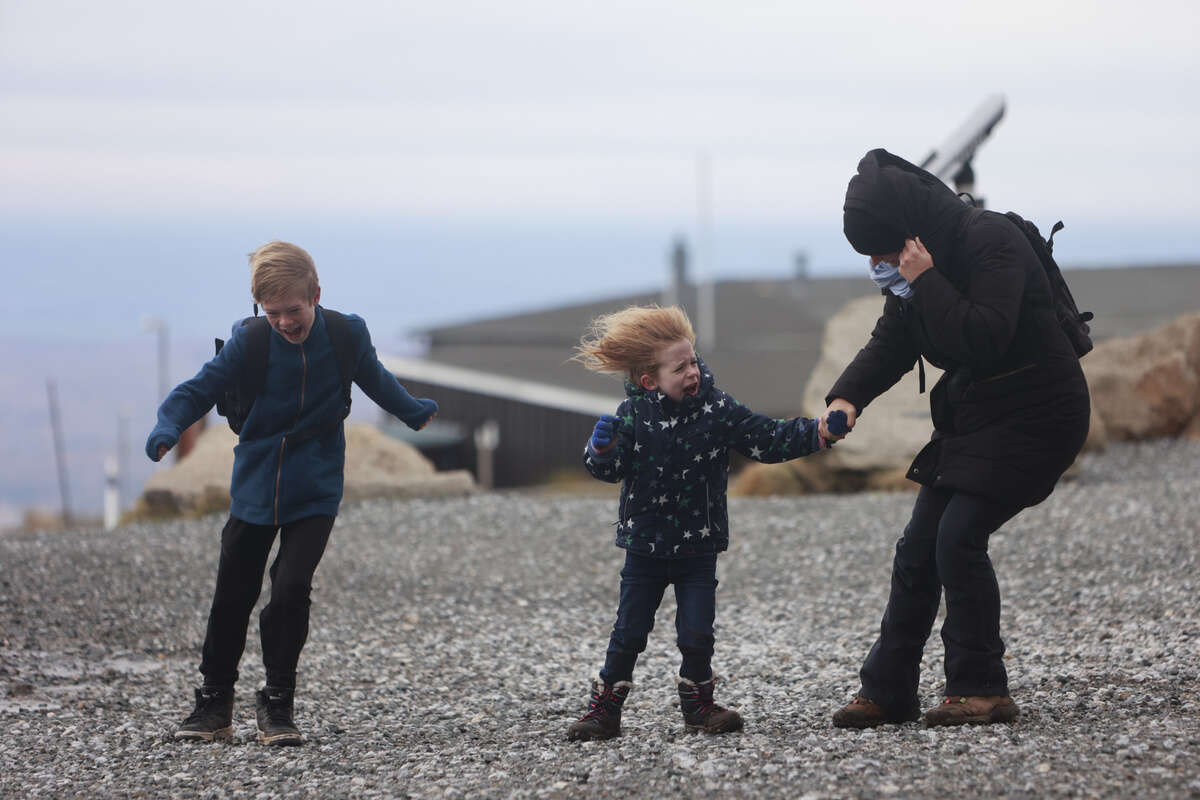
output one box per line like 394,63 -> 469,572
473,420 -> 501,491
103,457 -> 120,531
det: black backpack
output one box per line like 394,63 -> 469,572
1002,212 -> 1095,358
214,307 -> 358,438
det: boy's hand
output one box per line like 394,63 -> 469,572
819,399 -> 857,442
590,414 -> 621,452
416,411 -> 437,431
145,432 -> 177,462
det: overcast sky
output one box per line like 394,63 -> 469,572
4,0 -> 1198,229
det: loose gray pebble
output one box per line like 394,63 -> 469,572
0,439 -> 1197,797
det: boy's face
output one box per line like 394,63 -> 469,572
641,338 -> 700,403
260,287 -> 320,345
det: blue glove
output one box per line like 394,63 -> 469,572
590,414 -> 621,452
827,410 -> 850,436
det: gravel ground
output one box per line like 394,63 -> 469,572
2,439 -> 1198,799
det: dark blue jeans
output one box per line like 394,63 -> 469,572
600,551 -> 719,684
860,486 -> 1021,717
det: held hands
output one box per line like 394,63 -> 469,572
898,237 -> 933,283
590,414 -> 621,452
818,399 -> 857,442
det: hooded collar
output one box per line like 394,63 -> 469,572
843,148 -> 971,271
624,354 -> 716,415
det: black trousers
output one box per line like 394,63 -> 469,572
859,486 -> 1021,717
199,514 -> 334,690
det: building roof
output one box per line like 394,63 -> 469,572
411,264 -> 1200,418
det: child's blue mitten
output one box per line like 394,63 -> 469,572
591,414 -> 621,452
827,410 -> 850,436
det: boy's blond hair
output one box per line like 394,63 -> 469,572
249,240 -> 320,303
574,305 -> 696,384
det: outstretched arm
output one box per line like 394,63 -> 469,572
144,331 -> 241,461
352,324 -> 438,430
721,391 -> 828,462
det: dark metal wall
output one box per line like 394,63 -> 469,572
384,378 -> 611,488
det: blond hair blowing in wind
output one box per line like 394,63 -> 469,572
574,305 -> 697,385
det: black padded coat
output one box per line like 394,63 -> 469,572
828,150 -> 1090,508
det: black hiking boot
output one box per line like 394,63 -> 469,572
174,686 -> 234,742
677,675 -> 743,734
255,687 -> 303,746
566,678 -> 633,741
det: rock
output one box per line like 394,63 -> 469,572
1183,413 -> 1200,441
132,423 -> 473,519
1084,312 -> 1200,440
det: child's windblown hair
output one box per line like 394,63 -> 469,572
574,305 -> 696,384
249,240 -> 320,304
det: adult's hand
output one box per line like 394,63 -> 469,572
898,237 -> 933,283
819,398 -> 857,442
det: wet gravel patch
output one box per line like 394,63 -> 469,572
2,439 -> 1198,798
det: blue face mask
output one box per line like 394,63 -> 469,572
868,259 -> 913,298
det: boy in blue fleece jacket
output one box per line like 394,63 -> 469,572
145,241 -> 437,745
565,305 -> 831,741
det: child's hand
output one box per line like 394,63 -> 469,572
819,400 -> 857,442
590,414 -> 621,452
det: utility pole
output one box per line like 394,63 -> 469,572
695,152 -> 716,352
46,379 -> 72,527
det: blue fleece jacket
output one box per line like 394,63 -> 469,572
145,306 -> 437,525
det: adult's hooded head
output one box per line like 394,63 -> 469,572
842,149 -> 971,269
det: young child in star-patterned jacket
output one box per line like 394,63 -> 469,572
565,305 -> 830,741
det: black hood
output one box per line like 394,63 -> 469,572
842,148 -> 971,267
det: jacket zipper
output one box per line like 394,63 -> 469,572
705,484 -> 711,531
273,343 -> 308,526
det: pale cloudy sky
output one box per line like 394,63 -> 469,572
4,0 -> 1198,228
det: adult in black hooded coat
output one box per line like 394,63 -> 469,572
822,149 -> 1090,728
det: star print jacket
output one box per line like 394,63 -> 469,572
583,359 -> 826,558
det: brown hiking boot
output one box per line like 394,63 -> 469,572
677,676 -> 743,734
923,695 -> 1019,727
567,678 -> 633,741
832,696 -> 920,729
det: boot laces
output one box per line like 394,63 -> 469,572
183,689 -> 226,725
580,687 -> 618,722
262,692 -> 294,726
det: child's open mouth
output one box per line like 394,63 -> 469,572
685,382 -> 699,395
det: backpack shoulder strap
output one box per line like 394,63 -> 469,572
240,316 -> 272,399
319,308 -> 358,412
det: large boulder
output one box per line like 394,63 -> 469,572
1083,312 -> 1200,440
134,423 -> 474,519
